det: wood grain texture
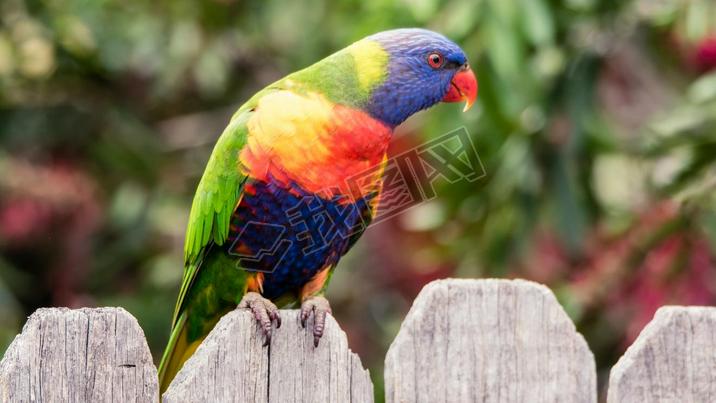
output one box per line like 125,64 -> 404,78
607,306 -> 716,403
384,278 -> 596,403
162,309 -> 373,403
0,307 -> 158,403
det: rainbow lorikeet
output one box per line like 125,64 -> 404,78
158,28 -> 477,391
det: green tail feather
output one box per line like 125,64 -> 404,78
157,311 -> 188,393
159,250 -> 251,392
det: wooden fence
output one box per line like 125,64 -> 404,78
1,279 -> 714,402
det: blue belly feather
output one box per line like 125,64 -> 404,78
226,177 -> 373,299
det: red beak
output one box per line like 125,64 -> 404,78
442,65 -> 478,111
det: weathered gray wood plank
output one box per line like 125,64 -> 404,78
607,306 -> 716,403
162,309 -> 373,403
384,278 -> 596,403
0,307 -> 158,403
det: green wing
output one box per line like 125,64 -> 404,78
171,109 -> 251,327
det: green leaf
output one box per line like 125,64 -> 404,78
519,0 -> 554,46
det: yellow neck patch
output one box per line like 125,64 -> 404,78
347,40 -> 388,95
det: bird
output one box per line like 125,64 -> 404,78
157,28 -> 477,392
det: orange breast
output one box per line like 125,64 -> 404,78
239,90 -> 392,200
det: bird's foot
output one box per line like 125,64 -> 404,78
300,295 -> 332,347
238,292 -> 281,346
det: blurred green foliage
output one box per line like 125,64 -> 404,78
1,0 -> 716,400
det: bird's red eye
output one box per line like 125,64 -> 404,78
427,52 -> 444,69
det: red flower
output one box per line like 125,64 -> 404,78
695,36 -> 716,72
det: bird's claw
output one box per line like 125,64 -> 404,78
238,292 -> 281,346
300,295 -> 332,347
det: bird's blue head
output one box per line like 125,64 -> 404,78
364,28 -> 477,127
